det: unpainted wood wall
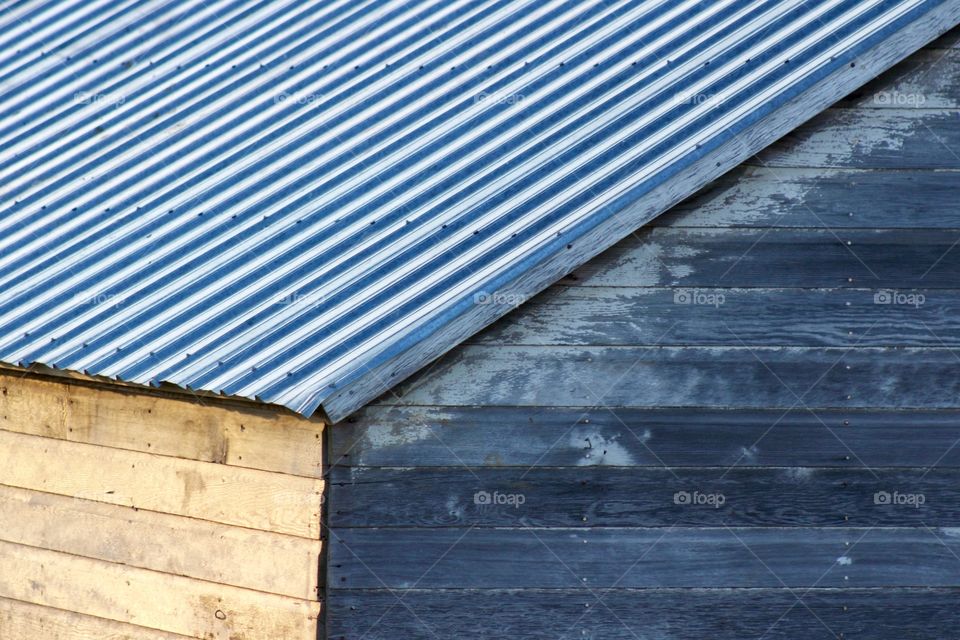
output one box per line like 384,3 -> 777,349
326,29 -> 960,638
0,370 -> 325,640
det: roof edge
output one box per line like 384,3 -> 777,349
0,361 -> 310,419
316,0 -> 960,424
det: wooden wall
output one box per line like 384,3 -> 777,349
326,30 -> 960,638
0,371 -> 324,640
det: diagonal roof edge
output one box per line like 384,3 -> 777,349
314,0 -> 960,422
1,1 -> 958,423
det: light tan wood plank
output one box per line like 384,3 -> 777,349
0,371 -> 324,478
0,430 -> 323,538
0,541 -> 321,640
0,484 -> 321,599
0,597 -> 190,640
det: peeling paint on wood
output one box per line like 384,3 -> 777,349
389,345 -> 960,409
338,406 -> 960,468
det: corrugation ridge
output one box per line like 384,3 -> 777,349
243,0 -> 893,400
223,0 -> 916,396
2,0 -> 480,201
0,0 -> 229,128
0,0 -> 568,304
0,0 -> 195,115
0,0 -> 112,57
0,0 -> 904,362
7,0 -> 832,382
169,0 -> 844,390
0,0 -> 357,218
0,0 -> 147,90
0,0 -> 378,168
0,1 -> 524,360
0,0 -> 676,368
0,0 -> 389,155
0,0 -> 472,248
302,0 -> 938,410
88,0 -> 684,380
292,0 -> 937,413
146,0 -> 772,388
0,0 -> 57,35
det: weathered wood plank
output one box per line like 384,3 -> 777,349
327,588 -> 960,640
0,597 -> 190,640
330,466 -> 956,528
657,167 -> 960,229
472,286 -> 960,347
336,406 -> 960,468
0,372 -> 324,479
389,345 -> 960,409
330,527 -> 960,588
0,430 -> 323,538
0,540 -> 321,640
0,484 -> 321,599
838,48 -> 960,109
559,228 -> 960,289
752,109 -> 960,169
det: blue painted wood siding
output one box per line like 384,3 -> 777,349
327,31 -> 960,639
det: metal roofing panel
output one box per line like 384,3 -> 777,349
0,0 -> 958,421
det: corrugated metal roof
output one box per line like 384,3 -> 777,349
0,0 -> 957,421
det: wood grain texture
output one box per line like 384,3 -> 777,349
0,429 -> 323,538
0,372 -> 324,478
390,345 -> 960,409
752,108 -> 960,169
471,286 -> 960,347
0,540 -> 321,640
330,527 -> 960,589
558,228 -> 960,289
658,167 -> 960,229
327,588 -> 960,639
837,48 -> 960,109
0,598 -> 190,640
0,484 -> 321,599
335,406 -> 960,468
331,466 -> 958,528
